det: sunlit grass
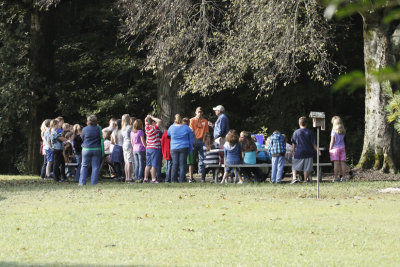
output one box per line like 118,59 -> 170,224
1,175 -> 400,266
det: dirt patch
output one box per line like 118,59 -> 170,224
324,169 -> 400,181
378,188 -> 400,194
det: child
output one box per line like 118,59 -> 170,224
40,119 -> 51,179
330,116 -> 347,182
221,130 -> 243,184
111,119 -> 124,180
240,131 -> 264,182
73,124 -> 83,182
131,119 -> 146,182
121,114 -> 134,183
183,117 -> 196,183
50,119 -> 67,182
161,122 -> 173,183
267,130 -> 286,183
282,134 -> 293,163
63,132 -> 75,178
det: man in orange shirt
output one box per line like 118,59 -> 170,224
189,107 -> 209,182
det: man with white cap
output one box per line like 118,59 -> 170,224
209,105 -> 229,147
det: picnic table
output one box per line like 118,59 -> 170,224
205,148 -> 331,183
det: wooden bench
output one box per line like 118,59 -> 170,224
205,162 -> 332,183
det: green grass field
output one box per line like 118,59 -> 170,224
1,175 -> 400,266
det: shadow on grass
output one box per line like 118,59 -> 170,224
0,262 -> 153,267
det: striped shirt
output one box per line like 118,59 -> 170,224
203,146 -> 220,165
145,124 -> 161,149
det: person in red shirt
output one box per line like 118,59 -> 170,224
161,123 -> 172,182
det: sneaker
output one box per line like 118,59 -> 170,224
237,181 -> 244,184
143,178 -> 149,183
332,178 -> 340,183
151,180 -> 159,184
341,177 -> 348,182
290,179 -> 299,184
189,179 -> 196,183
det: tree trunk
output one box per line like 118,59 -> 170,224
357,11 -> 400,173
156,65 -> 181,129
26,3 -> 55,174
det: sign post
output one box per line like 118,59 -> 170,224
309,112 -> 325,200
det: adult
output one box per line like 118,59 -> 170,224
290,117 -> 318,184
189,107 -> 209,182
80,115 -> 102,185
209,105 -> 229,147
102,117 -> 117,133
144,114 -> 162,183
168,114 -> 194,183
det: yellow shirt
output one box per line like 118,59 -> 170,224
189,117 -> 209,140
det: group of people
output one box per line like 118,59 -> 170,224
40,105 -> 349,185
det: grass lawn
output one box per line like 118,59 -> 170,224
1,176 -> 400,266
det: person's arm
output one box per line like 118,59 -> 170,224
188,127 -> 193,154
150,115 -> 162,127
140,135 -> 146,148
329,135 -> 335,151
214,117 -> 222,138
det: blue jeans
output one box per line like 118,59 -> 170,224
271,156 -> 285,183
80,149 -> 102,185
75,153 -> 82,182
164,160 -> 172,182
193,140 -> 205,181
171,148 -> 189,183
133,151 -> 145,180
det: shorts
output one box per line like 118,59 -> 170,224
146,148 -> 161,168
45,149 -> 53,162
224,161 -> 241,173
329,147 -> 346,161
187,152 -> 195,165
292,157 -> 313,172
123,147 -> 134,163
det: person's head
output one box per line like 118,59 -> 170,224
226,129 -> 239,146
62,123 -> 70,132
195,107 -> 204,119
87,115 -> 98,126
242,134 -> 257,152
333,119 -> 346,135
331,116 -> 342,125
50,119 -> 59,130
73,124 -> 82,135
133,119 -> 144,133
121,114 -> 130,130
251,135 -> 257,143
65,131 -> 73,141
41,119 -> 51,132
103,130 -> 112,141
130,116 -> 136,126
213,105 -> 225,116
115,119 -> 122,130
109,117 -> 117,128
146,115 -> 154,125
56,116 -> 64,126
174,114 -> 183,125
299,116 -> 307,128
239,131 -> 251,142
182,117 -> 190,126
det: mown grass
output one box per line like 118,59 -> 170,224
1,175 -> 400,266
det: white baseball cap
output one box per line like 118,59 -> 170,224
213,105 -> 225,112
